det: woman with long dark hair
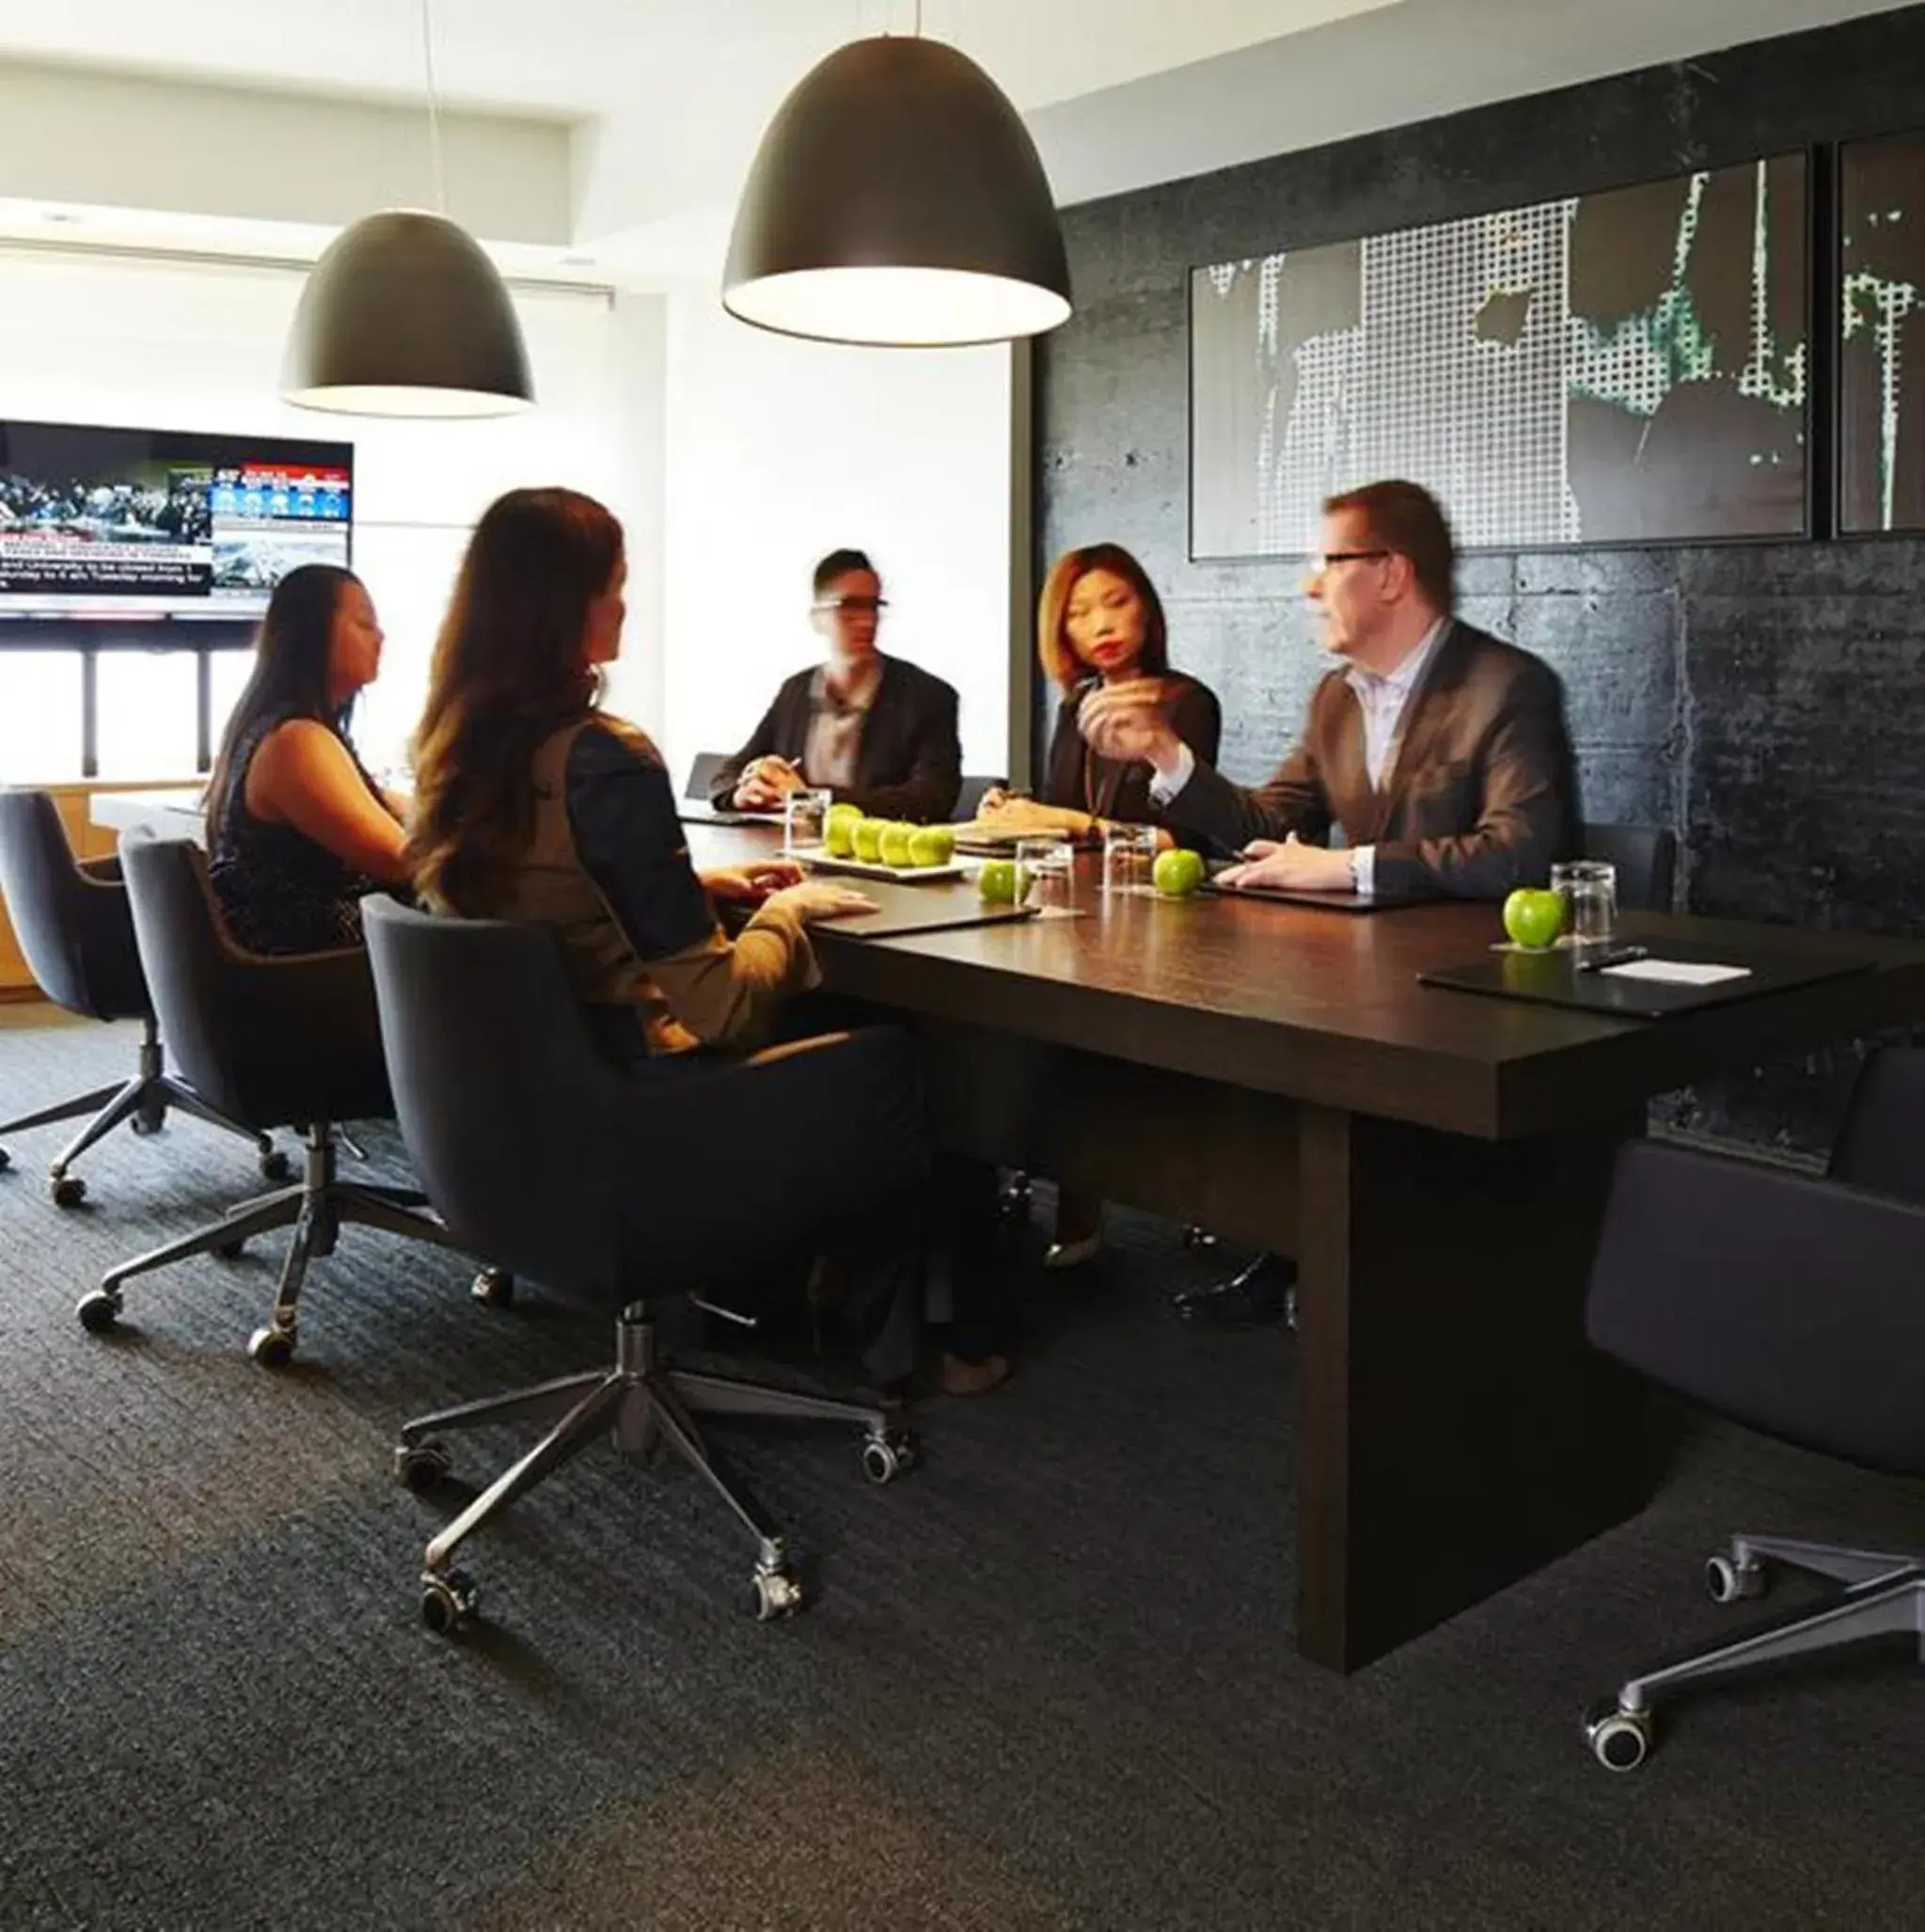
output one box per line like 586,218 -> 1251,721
977,544 -> 1221,1270
205,563 -> 409,955
409,487 -> 1011,1395
978,542 -> 1221,841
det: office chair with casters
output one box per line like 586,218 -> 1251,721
1581,1047 -> 1925,1769
684,751 -> 730,802
1579,821 -> 1678,914
362,895 -> 920,1635
954,775 -> 1007,822
0,788 -> 280,1204
83,834 -> 481,1364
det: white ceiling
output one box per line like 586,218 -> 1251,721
0,0 -> 1912,282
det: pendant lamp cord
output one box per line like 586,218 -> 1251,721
420,0 -> 448,214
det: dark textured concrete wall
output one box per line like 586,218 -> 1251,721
1036,6 -> 1925,1155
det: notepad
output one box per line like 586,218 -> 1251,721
1600,959 -> 1752,986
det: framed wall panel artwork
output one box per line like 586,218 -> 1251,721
1839,131 -> 1925,534
1191,154 -> 1809,557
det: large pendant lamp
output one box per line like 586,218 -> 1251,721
723,32 -> 1071,348
281,3 -> 532,416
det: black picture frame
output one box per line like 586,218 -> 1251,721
1836,129 -> 1925,537
1187,150 -> 1814,562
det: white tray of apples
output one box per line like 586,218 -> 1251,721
796,809 -> 964,883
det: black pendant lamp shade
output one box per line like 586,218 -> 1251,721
281,210 -> 534,417
724,36 -> 1071,347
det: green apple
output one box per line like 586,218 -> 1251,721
822,816 -> 856,858
977,859 -> 1019,904
907,826 -> 955,868
826,801 -> 863,831
878,821 -> 916,868
1152,847 -> 1207,897
851,818 -> 886,863
1503,886 -> 1565,950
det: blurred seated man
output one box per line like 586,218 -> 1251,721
709,549 -> 963,823
1081,479 -> 1575,1325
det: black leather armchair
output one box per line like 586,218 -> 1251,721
361,894 -> 920,1636
1582,1047 -> 1925,1769
82,833 -> 475,1364
1579,821 -> 1678,915
0,788 -> 275,1203
954,775 -> 1007,821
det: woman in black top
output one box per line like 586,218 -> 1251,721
978,543 -> 1221,843
205,565 -> 410,955
980,545 -> 1222,1268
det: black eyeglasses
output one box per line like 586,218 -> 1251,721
1314,549 -> 1390,571
814,596 -> 888,614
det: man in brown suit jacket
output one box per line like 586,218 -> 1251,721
1081,481 -> 1574,902
1082,480 -> 1575,1328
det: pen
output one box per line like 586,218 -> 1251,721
1576,943 -> 1649,974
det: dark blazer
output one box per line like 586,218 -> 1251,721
1043,671 -> 1222,834
1166,622 -> 1575,902
708,653 -> 963,823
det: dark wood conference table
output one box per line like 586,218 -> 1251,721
691,822 -> 1925,1673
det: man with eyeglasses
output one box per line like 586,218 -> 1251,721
1081,479 -> 1575,1324
709,548 -> 964,823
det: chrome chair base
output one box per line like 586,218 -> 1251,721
0,1016 -> 275,1205
80,1122 -> 469,1361
1585,1534 -> 1925,1769
397,1301 -> 917,1633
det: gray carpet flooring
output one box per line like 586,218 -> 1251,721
2,1013 -> 1921,1931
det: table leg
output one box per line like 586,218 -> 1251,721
1295,1103 -> 1648,1672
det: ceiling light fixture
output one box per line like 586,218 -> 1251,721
723,8 -> 1071,348
280,0 -> 533,416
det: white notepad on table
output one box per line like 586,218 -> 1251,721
1601,959 -> 1752,987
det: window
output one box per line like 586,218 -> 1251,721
0,633 -> 254,781
0,651 -> 84,784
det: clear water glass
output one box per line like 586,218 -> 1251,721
1015,836 -> 1077,911
782,787 -> 832,858
1102,822 -> 1159,895
1552,859 -> 1617,946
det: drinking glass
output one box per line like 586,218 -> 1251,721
1015,836 -> 1077,911
1552,859 -> 1617,946
1102,822 -> 1160,895
782,787 -> 833,858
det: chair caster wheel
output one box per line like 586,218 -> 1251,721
749,1566 -> 804,1622
860,1433 -> 918,1485
51,1174 -> 87,1209
0,1145 -> 11,1171
131,1110 -> 166,1138
1583,1702 -> 1652,1771
247,1324 -> 296,1368
471,1268 -> 514,1309
420,1569 -> 478,1635
260,1149 -> 292,1184
1705,1552 -> 1767,1604
395,1440 -> 452,1492
76,1288 -> 122,1334
213,1237 -> 247,1260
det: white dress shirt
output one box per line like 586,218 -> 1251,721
1149,619 -> 1448,895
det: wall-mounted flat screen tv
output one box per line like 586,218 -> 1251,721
0,419 -> 353,619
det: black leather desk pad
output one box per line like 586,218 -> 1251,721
679,807 -> 784,828
834,892 -> 1042,942
1420,944 -> 1872,1019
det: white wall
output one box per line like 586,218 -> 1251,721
0,245 -> 661,781
658,290 -> 1019,795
